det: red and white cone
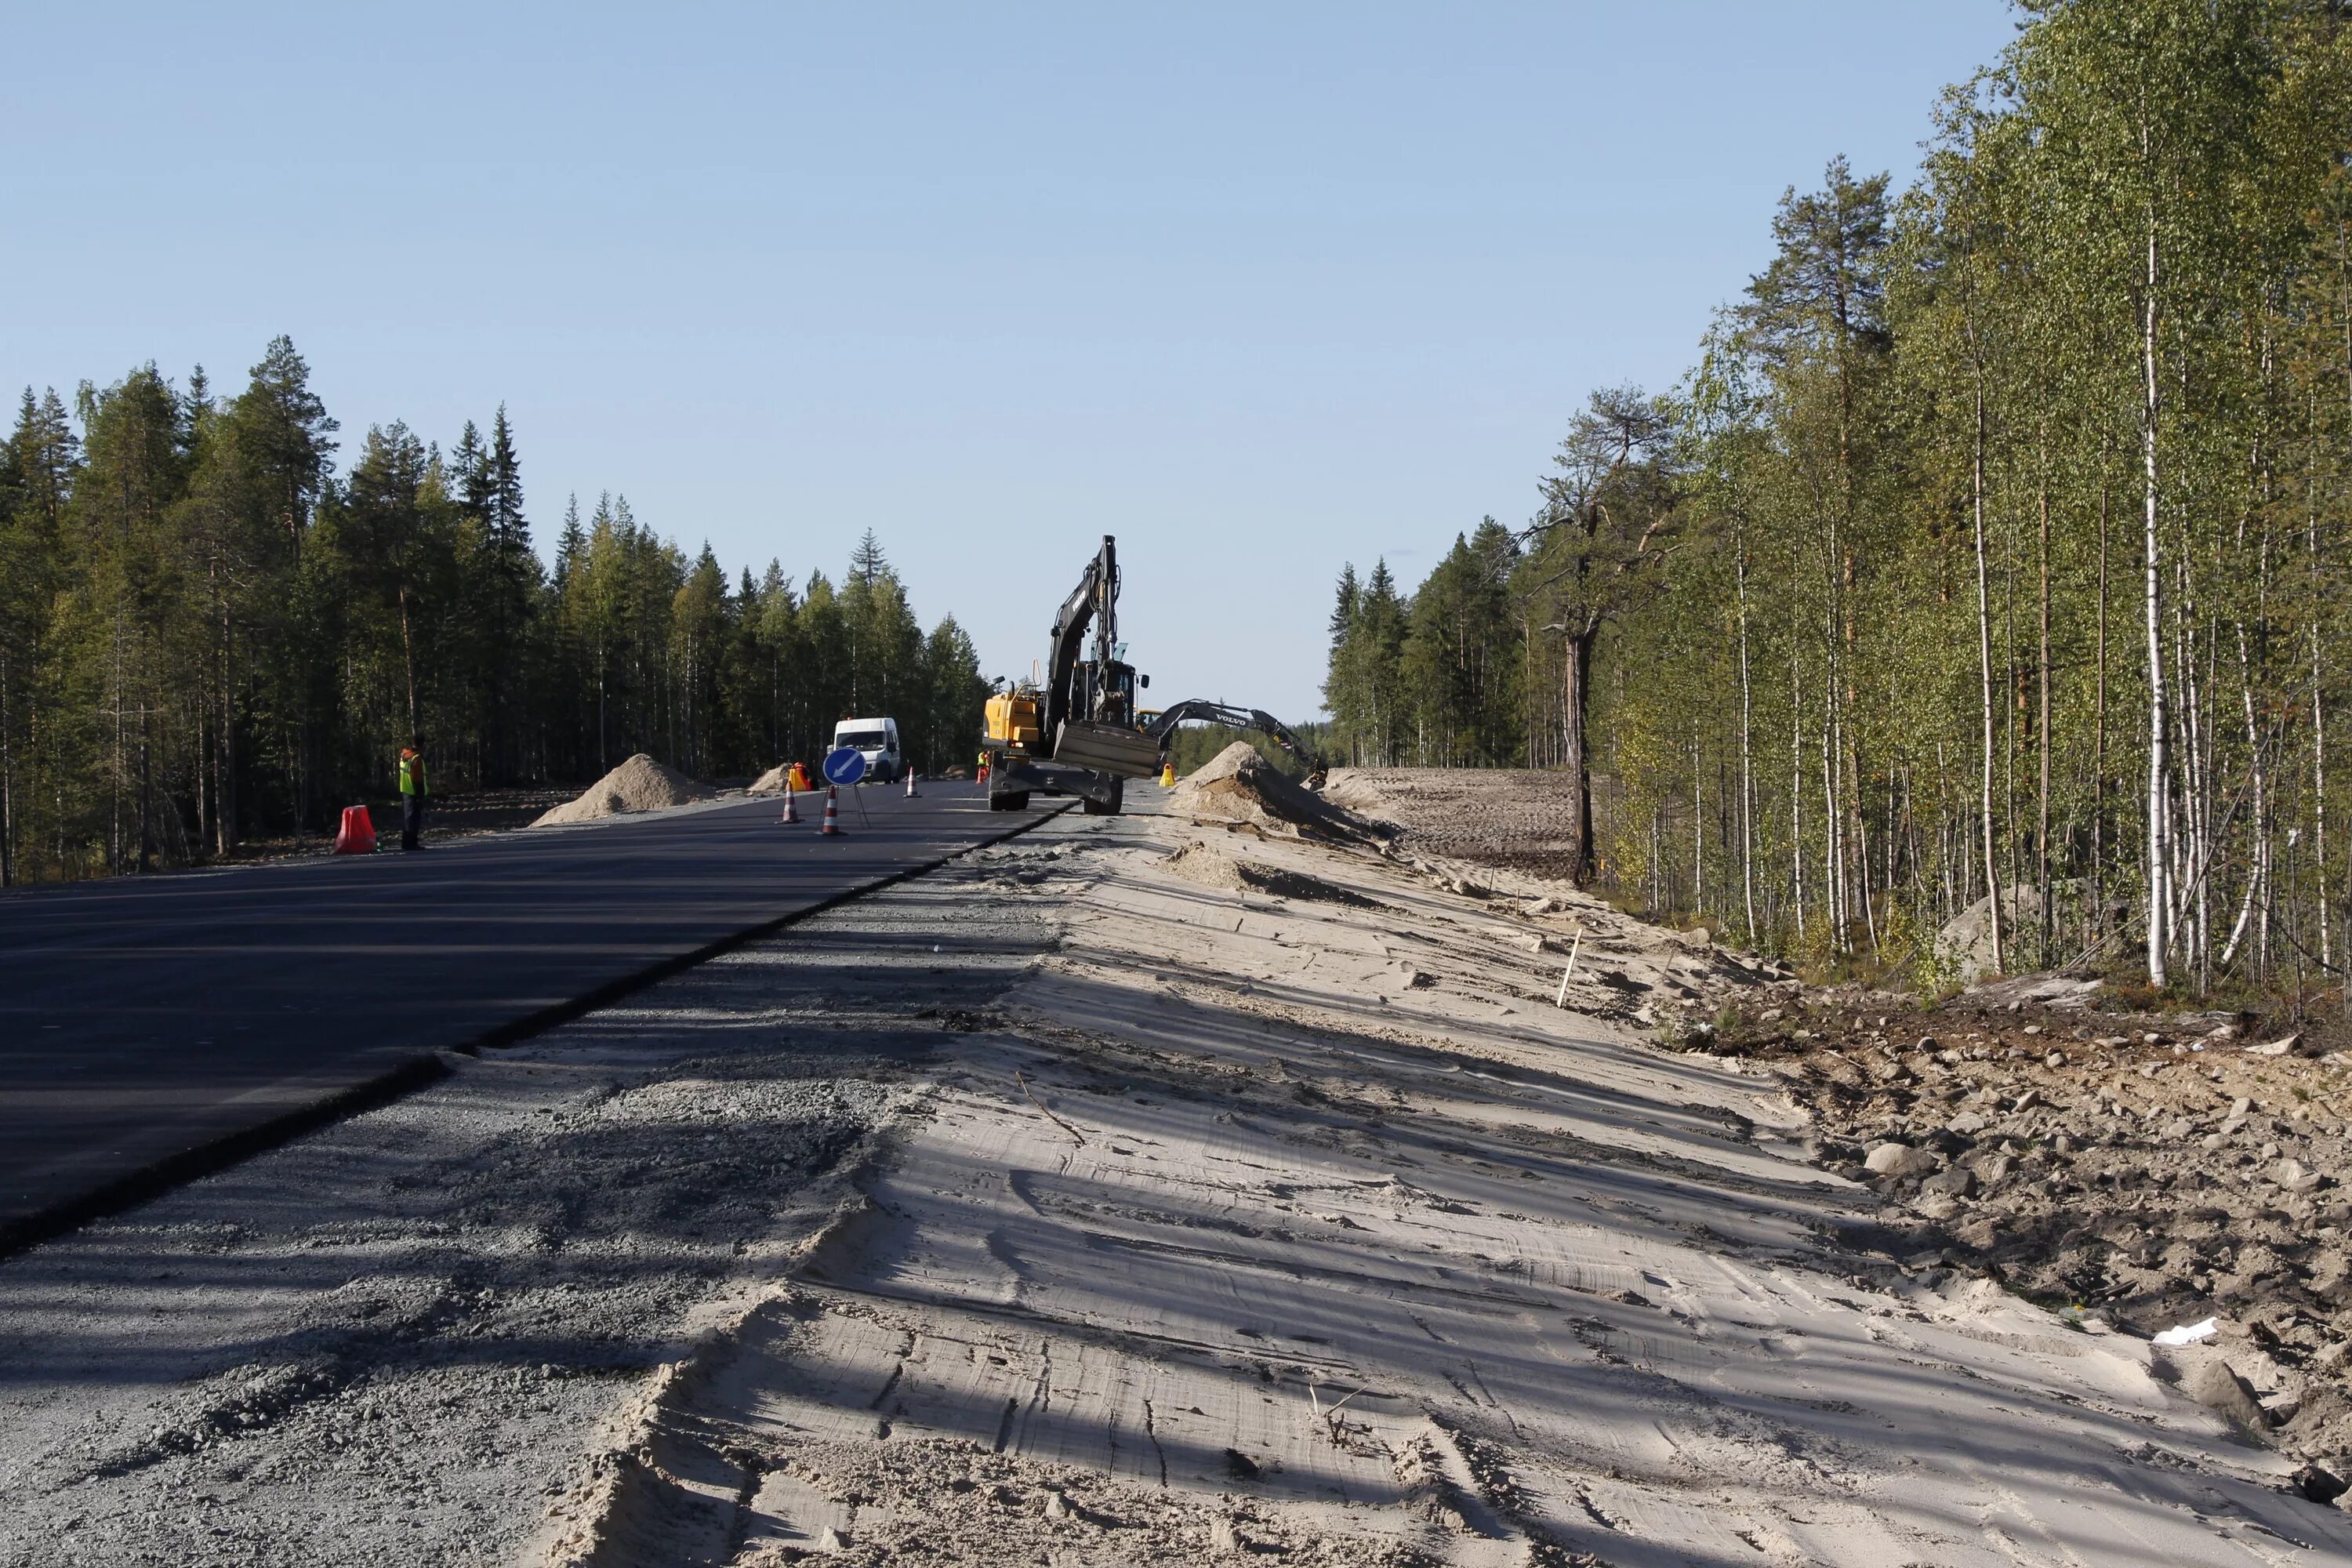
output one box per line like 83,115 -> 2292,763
821,786 -> 840,836
903,769 -> 919,798
780,783 -> 800,824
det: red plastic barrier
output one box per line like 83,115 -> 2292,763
334,804 -> 377,855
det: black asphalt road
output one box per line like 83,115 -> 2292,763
0,782 -> 1053,1253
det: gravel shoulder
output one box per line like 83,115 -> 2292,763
0,840 -> 1061,1568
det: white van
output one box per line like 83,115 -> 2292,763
831,717 -> 903,782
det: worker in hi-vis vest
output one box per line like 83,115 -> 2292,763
397,739 -> 428,851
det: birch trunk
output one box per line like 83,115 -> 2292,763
1973,381 -> 2004,973
2037,472 -> 2053,968
1791,655 -> 1806,942
2094,481 -> 2109,953
2142,204 -> 2171,989
1737,533 -> 1759,945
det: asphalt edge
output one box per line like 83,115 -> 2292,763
0,800 -> 1076,1264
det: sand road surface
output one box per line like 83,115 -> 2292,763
6,788 -> 2350,1565
543,805 -> 2352,1566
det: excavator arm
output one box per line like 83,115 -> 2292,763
1025,534 -> 1160,782
1041,535 -> 1117,742
1144,700 -> 1326,787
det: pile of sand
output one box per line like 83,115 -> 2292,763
532,754 -> 716,826
1160,841 -> 1382,909
1167,742 -> 1384,844
748,764 -> 790,794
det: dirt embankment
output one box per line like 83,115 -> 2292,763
1696,985 -> 2352,1484
577,769 -> 2352,1561
1316,766 -> 2352,1502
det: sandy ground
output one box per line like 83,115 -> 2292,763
9,768 -> 2352,1564
1321,769 -> 1592,885
534,793 -> 2352,1565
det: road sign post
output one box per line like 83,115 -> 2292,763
822,746 -> 873,827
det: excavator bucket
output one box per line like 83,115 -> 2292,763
1052,720 -> 1162,778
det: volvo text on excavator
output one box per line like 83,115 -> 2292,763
982,535 -> 1163,815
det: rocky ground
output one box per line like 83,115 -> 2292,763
1695,980 -> 2352,1499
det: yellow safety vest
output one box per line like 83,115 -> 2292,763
398,750 -> 426,796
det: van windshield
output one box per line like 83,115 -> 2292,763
837,731 -> 887,750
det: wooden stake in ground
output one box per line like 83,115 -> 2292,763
1555,927 -> 1584,1008
1014,1069 -> 1087,1145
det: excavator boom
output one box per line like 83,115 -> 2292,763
1144,700 -> 1326,787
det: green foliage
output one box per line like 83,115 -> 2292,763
1319,0 -> 2352,1001
0,343 -> 989,882
1326,524 -> 1526,771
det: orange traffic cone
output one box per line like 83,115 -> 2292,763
780,783 -> 800,824
334,804 -> 376,855
904,769 -> 919,798
822,786 -> 841,836
1159,761 -> 1174,786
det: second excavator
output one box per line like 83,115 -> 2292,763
1141,700 -> 1326,789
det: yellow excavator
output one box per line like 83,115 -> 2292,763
983,535 -> 1162,815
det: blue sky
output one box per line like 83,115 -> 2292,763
5,3 -> 2016,719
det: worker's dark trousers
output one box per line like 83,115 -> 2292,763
402,793 -> 423,851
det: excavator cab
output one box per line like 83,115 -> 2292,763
1053,657 -> 1158,782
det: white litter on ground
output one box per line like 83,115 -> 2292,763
2156,1317 -> 2223,1348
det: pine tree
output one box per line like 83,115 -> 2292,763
849,528 -> 889,586
481,405 -> 534,782
0,339 -> 997,879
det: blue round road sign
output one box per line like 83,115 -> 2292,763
822,746 -> 868,786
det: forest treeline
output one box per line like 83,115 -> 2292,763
1323,0 -> 2352,994
0,339 -> 985,883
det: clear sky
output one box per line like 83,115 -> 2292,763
5,2 -> 2016,720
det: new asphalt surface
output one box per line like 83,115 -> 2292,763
0,782 -> 1055,1254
